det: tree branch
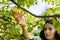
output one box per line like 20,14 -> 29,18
10,0 -> 60,18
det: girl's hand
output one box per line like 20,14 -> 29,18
13,11 -> 26,27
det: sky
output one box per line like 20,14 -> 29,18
25,0 -> 56,16
24,0 -> 49,16
0,0 -> 55,15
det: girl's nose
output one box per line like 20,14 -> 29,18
45,29 -> 50,34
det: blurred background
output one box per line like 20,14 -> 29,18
0,0 -> 60,40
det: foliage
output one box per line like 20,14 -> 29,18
0,0 -> 60,40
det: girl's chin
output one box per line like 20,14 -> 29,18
46,36 -> 52,39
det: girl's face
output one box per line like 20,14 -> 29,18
44,23 -> 55,40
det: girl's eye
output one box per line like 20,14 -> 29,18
44,28 -> 53,31
49,28 -> 53,30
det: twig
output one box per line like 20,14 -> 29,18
10,0 -> 60,18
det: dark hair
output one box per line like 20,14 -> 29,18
45,19 -> 53,24
40,20 -> 60,40
40,29 -> 60,40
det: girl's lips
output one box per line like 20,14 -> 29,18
46,35 -> 50,36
